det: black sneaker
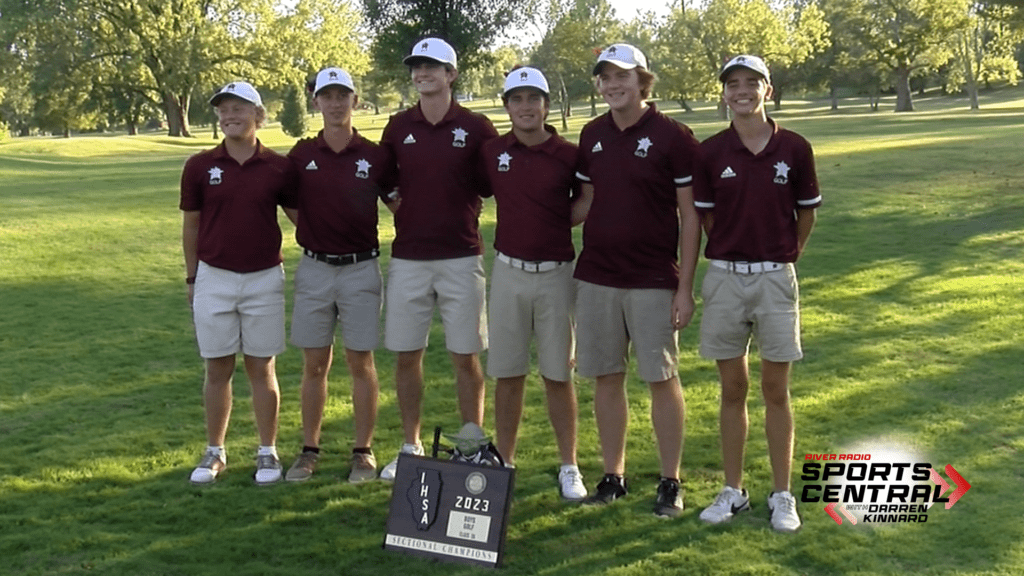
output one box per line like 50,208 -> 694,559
653,477 -> 684,518
583,474 -> 627,505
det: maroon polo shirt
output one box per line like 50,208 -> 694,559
288,129 -> 390,255
380,100 -> 498,260
482,126 -> 579,262
574,104 -> 699,290
693,119 -> 821,263
180,141 -> 298,273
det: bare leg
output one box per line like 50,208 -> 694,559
244,355 -> 279,447
450,351 -> 485,426
543,376 -> 579,466
594,373 -> 628,475
345,348 -> 379,449
203,355 -> 236,446
649,375 -> 685,479
494,375 -> 527,464
761,359 -> 793,493
300,346 -> 332,447
395,349 -> 425,445
717,356 -> 750,489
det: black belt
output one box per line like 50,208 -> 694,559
303,248 -> 379,266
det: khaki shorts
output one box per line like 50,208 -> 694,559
575,281 -> 678,383
290,255 -> 382,351
487,259 -> 575,382
192,261 -> 286,359
384,256 -> 487,354
699,263 -> 802,362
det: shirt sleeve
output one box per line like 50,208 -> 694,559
179,155 -> 202,211
670,122 -> 699,188
574,126 -> 592,183
794,136 -> 822,209
691,143 -> 714,212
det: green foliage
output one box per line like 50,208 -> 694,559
530,0 -> 622,123
0,0 -> 365,136
364,0 -> 529,90
823,0 -> 972,111
657,0 -> 831,108
279,84 -> 310,138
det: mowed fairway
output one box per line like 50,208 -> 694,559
1,88 -> 1022,576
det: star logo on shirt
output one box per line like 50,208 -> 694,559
497,152 -> 512,172
452,127 -> 468,148
635,137 -> 653,158
208,166 -> 223,185
592,141 -> 603,153
773,160 -> 790,184
355,159 -> 371,179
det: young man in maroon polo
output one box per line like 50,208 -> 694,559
181,81 -> 298,486
574,44 -> 701,517
378,38 -> 499,480
482,66 -> 590,500
284,67 -> 396,484
694,55 -> 820,532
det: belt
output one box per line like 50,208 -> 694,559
710,259 -> 787,275
304,248 -> 379,266
496,251 -> 565,273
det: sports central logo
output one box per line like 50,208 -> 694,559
800,452 -> 972,526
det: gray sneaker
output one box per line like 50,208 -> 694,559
254,453 -> 282,486
348,452 -> 378,483
285,451 -> 319,483
189,449 -> 226,485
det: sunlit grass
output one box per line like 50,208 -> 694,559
1,86 -> 1022,575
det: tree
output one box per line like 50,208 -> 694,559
823,0 -> 971,112
531,0 -> 621,125
658,0 -> 830,116
459,45 -> 524,102
278,85 -> 310,138
948,2 -> 1023,109
0,0 -> 366,136
363,0 -> 528,90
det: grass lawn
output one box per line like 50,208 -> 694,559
1,87 -> 1022,576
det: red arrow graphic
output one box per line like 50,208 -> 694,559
944,464 -> 971,509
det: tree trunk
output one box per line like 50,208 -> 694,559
962,36 -> 980,111
590,92 -> 597,117
772,87 -> 783,111
127,121 -> 138,135
894,65 -> 914,112
718,98 -> 728,120
830,85 -> 839,111
677,100 -> 693,112
164,91 -> 193,137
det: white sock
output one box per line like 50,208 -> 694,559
257,445 -> 278,458
207,445 -> 226,460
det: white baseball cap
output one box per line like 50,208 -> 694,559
403,37 -> 458,69
313,67 -> 356,95
210,81 -> 263,107
593,43 -> 648,75
719,55 -> 772,84
503,67 -> 549,97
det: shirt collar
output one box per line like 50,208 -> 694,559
212,139 -> 271,163
726,117 -> 780,154
314,128 -> 364,153
503,124 -> 561,153
410,99 -> 461,125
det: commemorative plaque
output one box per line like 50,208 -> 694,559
383,453 -> 515,568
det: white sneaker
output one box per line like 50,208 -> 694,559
767,491 -> 802,532
379,442 -> 424,481
189,449 -> 226,485
699,485 -> 751,524
254,453 -> 282,486
558,465 -> 587,501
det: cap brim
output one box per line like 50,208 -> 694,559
210,93 -> 256,106
403,55 -> 448,67
593,60 -> 639,76
314,83 -> 355,95
719,64 -> 768,83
